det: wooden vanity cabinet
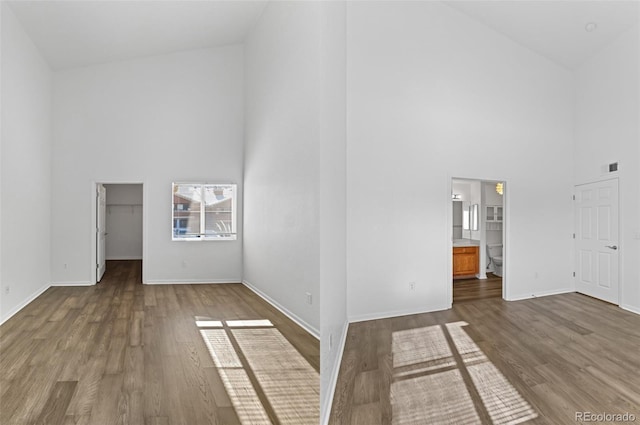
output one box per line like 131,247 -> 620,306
453,246 -> 479,277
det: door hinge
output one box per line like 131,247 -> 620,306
572,195 -> 575,201
573,272 -> 575,277
97,263 -> 100,269
572,233 -> 575,239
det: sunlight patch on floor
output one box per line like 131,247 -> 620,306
392,325 -> 456,369
200,329 -> 271,424
217,368 -> 272,424
390,322 -> 538,425
226,320 -> 273,327
195,320 -> 223,328
198,319 -> 318,425
391,369 -> 480,425
468,362 -> 538,425
232,328 -> 320,424
446,322 -> 537,424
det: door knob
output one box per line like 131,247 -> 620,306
605,245 -> 618,250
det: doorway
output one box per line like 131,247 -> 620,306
574,178 -> 619,304
451,178 -> 506,303
94,183 -> 144,284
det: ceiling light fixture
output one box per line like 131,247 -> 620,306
496,183 -> 503,195
585,22 -> 598,32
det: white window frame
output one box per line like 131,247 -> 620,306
172,183 -> 237,241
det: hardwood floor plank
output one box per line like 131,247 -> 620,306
33,381 -> 78,425
453,274 -> 502,303
330,293 -> 640,424
0,260 -> 318,425
65,355 -> 108,416
88,373 -> 126,424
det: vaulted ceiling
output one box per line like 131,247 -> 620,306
8,1 -> 268,70
8,1 -> 639,71
446,1 -> 639,70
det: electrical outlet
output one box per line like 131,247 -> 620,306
4,286 -> 10,295
306,292 -> 312,305
181,260 -> 187,268
64,263 -> 68,269
409,281 -> 416,291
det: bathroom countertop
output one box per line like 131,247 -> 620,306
452,239 -> 480,247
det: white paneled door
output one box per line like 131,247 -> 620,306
574,179 -> 619,304
96,184 -> 107,282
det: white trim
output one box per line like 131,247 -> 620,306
349,305 -> 450,324
91,181 -> 146,284
145,279 -> 241,285
171,236 -> 237,242
449,176 -> 508,305
506,288 -> 574,301
142,183 -> 148,284
321,320 -> 349,425
0,284 -> 50,325
242,279 -> 319,339
105,256 -> 143,261
50,281 -> 93,286
620,304 -> 640,315
172,182 -> 237,242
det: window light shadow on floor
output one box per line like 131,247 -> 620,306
197,318 -> 319,425
391,321 -> 537,425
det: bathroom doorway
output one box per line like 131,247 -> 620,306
451,178 -> 505,303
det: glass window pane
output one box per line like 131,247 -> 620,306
173,184 -> 202,238
173,183 -> 236,241
204,185 -> 235,237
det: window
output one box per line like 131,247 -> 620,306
172,183 -> 237,241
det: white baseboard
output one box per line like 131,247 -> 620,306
348,304 -> 450,323
145,278 -> 241,285
620,304 -> 640,315
50,281 -> 93,286
321,320 -> 349,425
507,288 -> 574,301
0,283 -> 50,325
242,279 -> 319,339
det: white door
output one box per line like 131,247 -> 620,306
574,179 -> 619,304
96,184 -> 107,282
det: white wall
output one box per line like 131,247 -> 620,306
243,1 -> 321,336
574,23 -> 640,313
51,46 -> 244,285
318,2 -> 348,422
104,184 -> 143,260
346,1 -> 575,321
1,4 -> 52,323
485,182 -> 504,206
452,180 -> 471,202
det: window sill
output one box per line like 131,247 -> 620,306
172,236 -> 237,242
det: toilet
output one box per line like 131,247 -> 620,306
487,244 -> 503,277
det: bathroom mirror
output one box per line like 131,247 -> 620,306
463,204 -> 479,231
452,201 -> 463,239
470,204 -> 479,231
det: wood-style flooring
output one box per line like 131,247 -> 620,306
453,273 -> 502,303
0,260 -> 319,425
329,292 -> 640,424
